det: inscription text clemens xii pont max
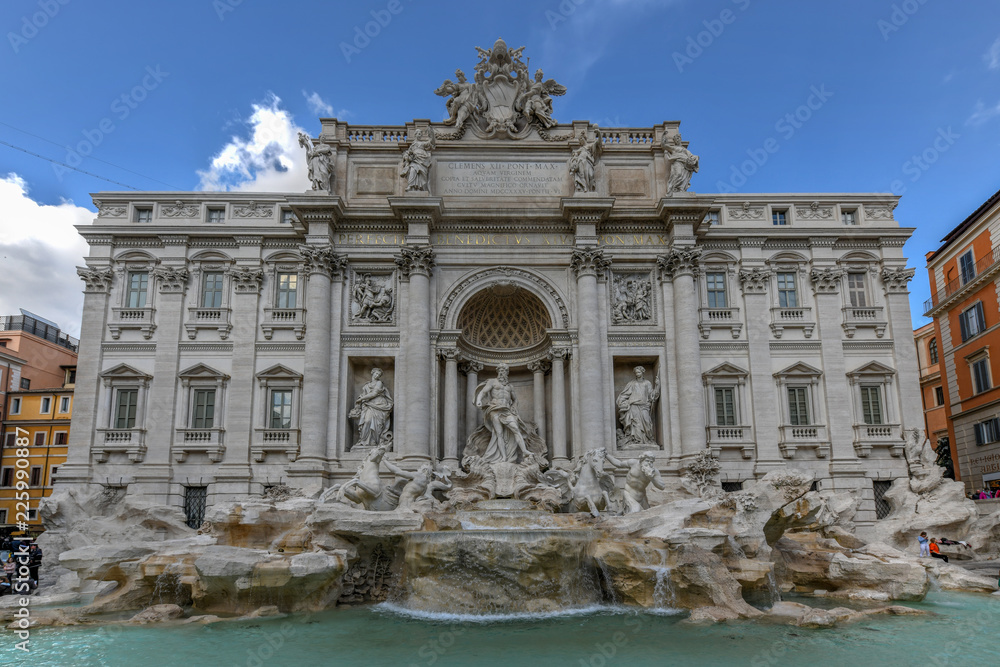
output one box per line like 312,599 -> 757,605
436,161 -> 564,197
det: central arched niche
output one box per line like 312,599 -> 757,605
456,283 -> 552,364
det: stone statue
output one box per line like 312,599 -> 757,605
616,366 -> 661,448
664,133 -> 699,195
396,463 -> 453,512
612,274 -> 653,323
349,368 -> 394,449
516,69 -> 566,129
563,448 -> 617,517
434,69 -> 482,128
321,445 -> 399,510
352,273 -> 394,323
297,132 -> 335,192
399,129 -> 435,192
469,363 -> 545,464
605,452 -> 665,514
904,428 -> 936,473
569,130 -> 602,192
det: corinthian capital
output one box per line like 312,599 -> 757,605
152,266 -> 189,293
738,268 -> 772,295
657,246 -> 702,281
570,248 -> 611,279
298,244 -> 347,279
881,267 -> 915,294
810,268 -> 845,294
77,266 -> 114,294
394,245 -> 436,279
228,267 -> 264,294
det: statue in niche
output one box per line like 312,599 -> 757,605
569,130 -> 602,192
349,368 -> 394,449
352,274 -> 394,323
664,133 -> 699,195
516,69 -> 566,129
435,69 -> 483,128
297,132 -> 335,192
612,275 -> 653,323
616,366 -> 661,448
399,129 -> 435,192
467,363 -> 546,464
605,452 -> 665,514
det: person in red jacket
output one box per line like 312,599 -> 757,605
929,538 -> 949,563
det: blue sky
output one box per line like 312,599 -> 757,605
1,0 -> 999,335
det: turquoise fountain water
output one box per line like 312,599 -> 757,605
3,592 -> 997,666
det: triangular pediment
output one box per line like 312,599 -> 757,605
703,362 -> 748,379
99,363 -> 152,380
256,364 -> 302,380
774,362 -> 823,378
178,363 -> 229,380
847,360 -> 896,378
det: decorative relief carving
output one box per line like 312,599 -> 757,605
728,202 -> 764,221
795,202 -> 833,221
461,360 -> 484,375
738,268 -> 772,295
865,203 -> 897,220
351,272 -> 395,324
881,267 -> 915,293
657,247 -> 702,280
152,267 -> 189,293
77,267 -> 114,293
611,273 -> 653,324
663,133 -> 699,196
94,200 -> 126,218
232,201 -> 274,218
570,248 -> 611,278
161,201 -> 199,218
810,268 -> 845,294
394,245 -> 436,278
298,244 -> 347,278
228,267 -> 264,294
527,359 -> 551,374
547,347 -> 571,361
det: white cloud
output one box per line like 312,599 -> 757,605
196,93 -> 311,193
0,174 -> 92,337
303,90 -> 334,117
967,99 -> 1000,127
985,37 -> 1000,70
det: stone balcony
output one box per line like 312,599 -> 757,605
778,424 -> 830,458
94,428 -> 147,462
698,307 -> 743,339
841,306 -> 887,339
185,307 -> 233,340
852,423 -> 904,458
251,428 -> 301,462
173,428 -> 226,462
770,307 -> 815,339
706,425 -> 755,459
109,307 -> 156,340
262,308 -> 306,340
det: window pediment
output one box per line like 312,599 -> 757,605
256,364 -> 303,382
846,360 -> 896,380
703,362 -> 749,384
178,363 -> 230,381
100,363 -> 152,381
774,362 -> 822,378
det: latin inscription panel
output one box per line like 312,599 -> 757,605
436,161 -> 566,197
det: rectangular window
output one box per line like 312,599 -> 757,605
929,338 -> 938,365
50,466 -> 58,481
860,385 -> 884,425
972,358 -> 991,394
787,386 -> 810,426
134,208 -> 152,223
281,210 -> 296,225
127,271 -> 148,308
206,208 -> 225,223
847,272 -> 867,307
935,386 -> 945,406
714,387 -> 736,426
29,466 -> 41,487
705,211 -> 720,225
772,210 -> 787,226
184,486 -> 208,529
3,433 -> 15,448
959,302 -> 987,342
115,389 -> 138,429
201,272 -> 224,308
959,250 -> 976,285
873,480 -> 892,520
0,510 -> 6,523
841,210 -> 857,225
1,468 -> 12,487
59,396 -> 71,413
277,273 -> 298,309
34,432 -> 45,446
777,272 -> 798,308
54,431 -> 68,445
27,509 -> 37,521
192,389 -> 216,428
20,378 -> 30,390
10,397 -> 21,414
706,272 -> 727,308
974,417 -> 1000,446
40,396 -> 51,414
270,390 -> 293,429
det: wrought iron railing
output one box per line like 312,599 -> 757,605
924,246 -> 1000,314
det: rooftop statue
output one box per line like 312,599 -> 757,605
664,133 -> 699,195
297,132 -> 335,192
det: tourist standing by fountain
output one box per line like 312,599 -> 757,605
918,532 -> 929,557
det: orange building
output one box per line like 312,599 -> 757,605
923,187 -> 1000,494
0,375 -> 74,535
914,322 -> 949,468
0,346 -> 27,422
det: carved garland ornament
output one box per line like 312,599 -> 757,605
795,202 -> 833,221
94,200 -> 127,218
161,201 -> 199,218
728,202 -> 764,221
77,267 -> 114,293
233,201 -> 274,218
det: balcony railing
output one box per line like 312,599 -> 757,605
777,424 -> 830,458
109,307 -> 156,339
841,305 -> 887,338
769,306 -> 815,339
185,307 -> 233,340
706,425 -> 754,459
173,428 -> 225,462
261,308 -> 306,340
94,428 -> 146,462
0,314 -> 79,352
924,246 -> 1000,314
252,428 -> 301,462
852,423 -> 903,458
698,307 -> 743,339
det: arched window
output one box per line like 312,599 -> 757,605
929,337 -> 938,365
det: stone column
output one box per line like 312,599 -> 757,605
548,348 -> 570,464
395,245 -> 436,462
462,361 -> 483,443
440,348 -> 460,466
571,248 -> 611,452
528,360 -> 550,443
882,268 -> 922,430
326,271 -> 346,461
658,247 -> 706,459
811,267 -> 857,465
